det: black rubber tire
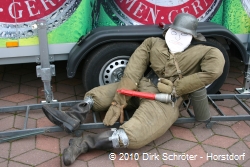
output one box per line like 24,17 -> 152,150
191,38 -> 230,94
82,39 -> 229,94
82,42 -> 140,92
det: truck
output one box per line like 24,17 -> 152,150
0,0 -> 250,103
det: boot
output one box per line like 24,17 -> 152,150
42,97 -> 94,133
63,129 -> 129,166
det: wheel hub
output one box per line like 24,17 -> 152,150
99,56 -> 129,85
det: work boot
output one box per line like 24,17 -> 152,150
63,129 -> 129,166
42,97 -> 94,133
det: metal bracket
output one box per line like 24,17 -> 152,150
236,51 -> 250,94
35,19 -> 57,103
36,65 -> 56,77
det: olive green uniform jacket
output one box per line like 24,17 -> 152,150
119,37 -> 225,99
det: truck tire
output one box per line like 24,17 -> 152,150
192,38 -> 229,94
82,39 -> 229,94
82,42 -> 140,91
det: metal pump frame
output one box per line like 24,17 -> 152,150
35,19 -> 57,103
0,20 -> 250,143
236,51 -> 250,94
0,94 -> 250,143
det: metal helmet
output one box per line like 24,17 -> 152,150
169,13 -> 198,37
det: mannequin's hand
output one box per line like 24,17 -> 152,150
157,78 -> 173,94
103,102 -> 125,126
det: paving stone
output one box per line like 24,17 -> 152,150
191,123 -> 214,142
24,80 -> 44,88
56,84 -> 75,95
37,117 -> 56,128
218,106 -> 238,116
59,96 -> 77,102
53,92 -> 74,101
0,160 -> 8,167
12,149 -> 57,166
0,142 -> 10,159
202,144 -> 237,165
0,85 -> 19,98
10,136 -> 35,158
158,138 -> 197,153
227,72 -> 243,79
113,157 -> 139,167
0,112 -> 14,120
75,84 -> 85,96
36,156 -> 61,167
55,73 -> 69,83
45,131 -> 69,139
62,159 -> 87,167
21,72 -> 39,83
0,81 -> 16,89
3,73 -> 20,83
209,105 -> 219,116
115,144 -> 154,157
220,84 -> 241,92
14,115 -> 36,129
8,68 -> 33,76
233,104 -> 250,115
219,90 -> 235,94
160,165 -> 171,167
170,126 -> 197,142
19,85 -> 38,97
137,148 -> 163,167
77,149 -> 106,161
245,120 -> 250,127
87,153 -> 114,167
154,130 -> 173,146
231,121 -> 250,138
229,66 -> 242,73
228,141 -> 250,164
17,109 -> 45,119
244,134 -> 250,141
237,75 -> 244,85
186,145 -> 207,167
59,78 -> 82,86
83,112 -> 94,124
0,157 -> 5,163
76,95 -> 85,100
201,160 -> 238,167
180,109 -> 192,117
242,159 -> 250,167
224,77 -> 242,85
244,141 -> 250,149
8,161 -> 32,167
203,135 -> 238,149
212,124 -> 238,138
175,122 -> 199,129
2,94 -> 34,103
217,120 -> 238,126
214,99 -> 238,108
18,98 -> 38,106
0,116 -> 14,131
158,148 -> 191,167
36,135 -> 60,154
